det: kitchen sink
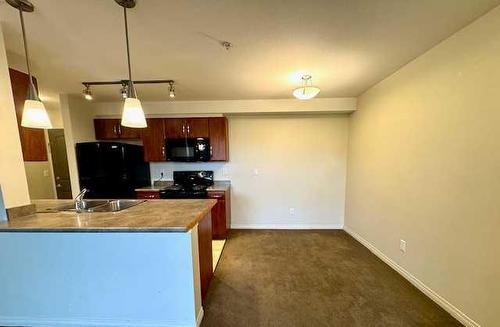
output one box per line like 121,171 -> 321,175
53,199 -> 145,213
54,200 -> 110,212
91,200 -> 145,212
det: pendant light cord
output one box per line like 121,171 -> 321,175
123,7 -> 132,82
19,8 -> 33,83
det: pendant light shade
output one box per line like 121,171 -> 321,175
22,100 -> 52,129
292,75 -> 321,100
8,0 -> 52,129
121,80 -> 146,128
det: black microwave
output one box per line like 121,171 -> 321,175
165,138 -> 210,162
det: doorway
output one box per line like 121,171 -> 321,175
48,129 -> 72,199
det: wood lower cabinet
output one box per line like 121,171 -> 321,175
141,118 -> 166,161
197,212 -> 213,302
9,69 -> 48,161
94,119 -> 141,140
136,191 -> 161,199
208,189 -> 231,239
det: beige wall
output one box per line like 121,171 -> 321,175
60,94 -> 97,197
345,6 -> 500,327
24,162 -> 56,200
0,24 -> 30,208
152,114 -> 349,228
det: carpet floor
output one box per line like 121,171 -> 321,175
201,230 -> 462,327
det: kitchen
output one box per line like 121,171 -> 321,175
1,1 -> 500,327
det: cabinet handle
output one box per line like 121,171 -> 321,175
210,145 -> 213,157
118,125 -> 122,135
182,124 -> 186,135
187,124 -> 191,135
161,145 -> 166,159
113,125 -> 117,135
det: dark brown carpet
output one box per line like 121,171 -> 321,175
201,230 -> 461,327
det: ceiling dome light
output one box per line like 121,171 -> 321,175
8,0 -> 52,129
292,75 -> 320,100
83,84 -> 93,100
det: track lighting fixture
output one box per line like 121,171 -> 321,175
7,0 -> 52,129
292,75 -> 321,100
169,81 -> 175,99
83,84 -> 93,100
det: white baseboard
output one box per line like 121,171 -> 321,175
196,307 -> 204,327
231,223 -> 344,230
343,226 -> 480,327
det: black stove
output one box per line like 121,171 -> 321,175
160,171 -> 214,199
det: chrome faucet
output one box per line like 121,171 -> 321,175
74,188 -> 88,212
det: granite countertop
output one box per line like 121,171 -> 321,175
0,199 -> 216,232
135,181 -> 231,192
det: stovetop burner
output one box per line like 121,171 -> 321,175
160,171 -> 214,199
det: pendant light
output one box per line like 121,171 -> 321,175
116,0 -> 147,128
7,0 -> 52,129
292,75 -> 321,100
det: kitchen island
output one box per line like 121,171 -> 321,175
0,199 -> 216,327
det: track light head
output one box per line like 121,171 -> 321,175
83,84 -> 93,100
168,81 -> 175,99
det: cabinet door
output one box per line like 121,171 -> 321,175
208,117 -> 228,161
208,191 -> 227,239
186,118 -> 209,138
119,125 -> 141,139
165,118 -> 186,139
9,69 -> 48,161
141,118 -> 166,161
94,119 -> 120,139
136,191 -> 160,199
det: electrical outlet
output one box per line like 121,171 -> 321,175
43,169 -> 49,177
289,208 -> 295,216
400,239 -> 407,253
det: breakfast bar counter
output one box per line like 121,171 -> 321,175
0,199 -> 215,327
0,199 -> 216,232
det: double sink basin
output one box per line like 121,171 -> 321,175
54,199 -> 145,213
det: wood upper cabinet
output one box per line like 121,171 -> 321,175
165,118 -> 186,139
186,118 -> 209,138
95,116 -> 228,162
141,118 -> 166,161
208,117 -> 229,161
94,119 -> 141,140
8,69 -> 48,162
165,118 -> 209,139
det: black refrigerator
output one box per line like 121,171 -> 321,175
76,142 -> 151,199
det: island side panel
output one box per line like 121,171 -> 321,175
0,232 -> 200,327
198,211 -> 213,302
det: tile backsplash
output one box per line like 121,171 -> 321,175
149,162 -> 231,183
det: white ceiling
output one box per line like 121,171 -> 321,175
1,0 -> 499,102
